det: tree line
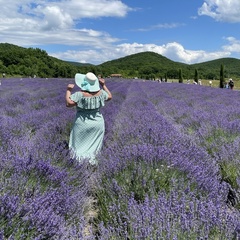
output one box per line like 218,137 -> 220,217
0,44 -> 239,81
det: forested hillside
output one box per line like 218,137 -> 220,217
99,52 -> 240,80
0,43 -> 240,80
0,43 -> 83,78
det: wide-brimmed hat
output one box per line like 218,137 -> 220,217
75,72 -> 100,92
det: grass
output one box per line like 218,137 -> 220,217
167,78 -> 240,90
95,160 -> 199,226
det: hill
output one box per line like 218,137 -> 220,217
0,43 -> 81,78
191,58 -> 240,79
99,51 -> 187,69
0,43 -> 240,80
65,61 -> 93,67
99,51 -> 240,80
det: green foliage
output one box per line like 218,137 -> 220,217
219,161 -> 240,209
194,69 -> 198,83
0,43 -> 86,78
219,64 -> 225,88
1,43 -> 240,80
164,73 -> 168,82
178,68 -> 183,83
95,160 -> 198,225
99,52 -> 240,80
219,161 -> 239,189
192,58 -> 239,79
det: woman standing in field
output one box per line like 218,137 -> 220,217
228,78 -> 234,90
65,72 -> 112,164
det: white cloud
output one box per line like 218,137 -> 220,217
134,23 -> 184,32
63,0 -> 131,18
39,5 -> 73,30
0,0 -> 239,66
0,0 -> 125,46
222,37 -> 240,53
198,0 -> 240,22
52,49 -> 108,64
0,0 -> 131,32
50,41 -> 232,65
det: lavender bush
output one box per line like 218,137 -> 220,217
97,81 -> 240,239
1,78 -> 240,239
0,78 -> 95,239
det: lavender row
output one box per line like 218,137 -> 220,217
0,78 -> 99,239
99,81 -> 221,193
1,78 -> 240,238
145,83 -> 240,199
96,81 -> 240,239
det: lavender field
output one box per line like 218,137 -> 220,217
1,78 -> 240,239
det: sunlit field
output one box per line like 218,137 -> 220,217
168,78 -> 240,90
1,77 -> 240,239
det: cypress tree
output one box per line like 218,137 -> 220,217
178,69 -> 183,83
194,69 -> 199,84
219,64 -> 224,88
164,73 -> 167,82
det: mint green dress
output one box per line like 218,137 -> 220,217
69,90 -> 109,164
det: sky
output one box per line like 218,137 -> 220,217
1,0 -> 240,65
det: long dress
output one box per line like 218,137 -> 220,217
69,90 -> 109,164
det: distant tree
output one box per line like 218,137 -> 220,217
0,60 -> 6,74
219,64 -> 225,88
2,44 -> 240,79
179,69 -> 183,83
167,69 -> 178,79
206,72 -> 217,80
194,69 -> 199,83
149,73 -> 155,80
164,73 -> 167,82
139,66 -> 153,76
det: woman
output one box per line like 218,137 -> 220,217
65,72 -> 112,164
228,78 -> 234,90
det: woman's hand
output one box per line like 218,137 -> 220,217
66,84 -> 76,107
67,84 -> 75,90
98,78 -> 105,87
99,78 -> 112,101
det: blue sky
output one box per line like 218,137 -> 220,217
1,0 -> 240,65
